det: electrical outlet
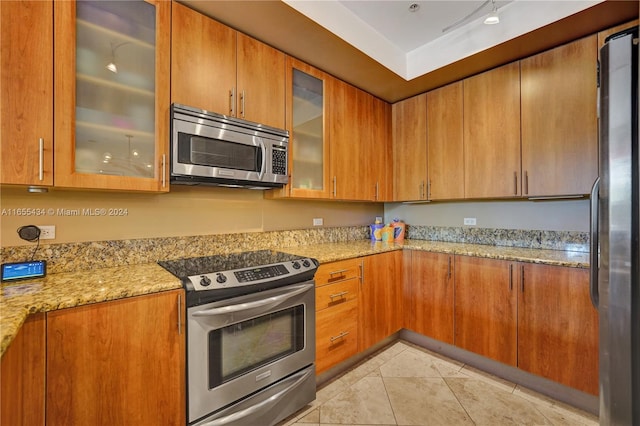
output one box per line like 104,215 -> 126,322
313,218 -> 323,226
463,218 -> 477,226
38,225 -> 56,240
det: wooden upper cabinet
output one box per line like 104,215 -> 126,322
1,314 -> 46,426
171,2 -> 285,129
454,255 -> 518,366
171,1 -> 236,115
464,62 -> 521,199
392,93 -> 427,201
46,290 -> 185,426
54,0 -> 170,192
521,36 -> 598,197
518,264 -> 598,395
236,34 -> 285,128
329,78 -> 369,200
0,1 -> 54,186
330,80 -> 391,201
370,97 -> 393,201
427,82 -> 464,200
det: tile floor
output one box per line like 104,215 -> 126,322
280,341 -> 599,426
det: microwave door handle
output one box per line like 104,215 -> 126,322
258,137 -> 266,180
191,283 -> 312,317
200,367 -> 313,426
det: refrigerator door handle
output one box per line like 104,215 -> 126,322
589,177 -> 600,309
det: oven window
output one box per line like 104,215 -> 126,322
208,305 -> 305,388
178,133 -> 260,172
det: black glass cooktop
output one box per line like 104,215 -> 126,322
157,250 -> 306,279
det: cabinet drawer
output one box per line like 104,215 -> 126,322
316,300 -> 358,374
316,278 -> 359,311
315,258 -> 361,286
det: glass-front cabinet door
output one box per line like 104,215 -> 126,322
267,57 -> 331,199
54,0 -> 170,192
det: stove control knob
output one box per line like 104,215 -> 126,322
216,273 -> 227,284
302,259 -> 311,268
200,276 -> 212,287
292,261 -> 301,269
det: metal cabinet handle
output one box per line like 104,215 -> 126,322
524,171 -> 529,195
329,291 -> 349,299
428,179 -> 432,200
375,182 -> 379,201
229,88 -> 235,116
360,260 -> 364,284
419,181 -> 425,199
177,293 -> 182,334
38,138 -> 44,181
332,176 -> 337,197
521,265 -> 525,292
329,269 -> 348,276
447,256 -> 452,280
330,331 -> 349,343
240,90 -> 246,118
509,264 -> 513,290
514,172 -> 518,195
161,154 -> 166,188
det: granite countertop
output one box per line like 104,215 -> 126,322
0,239 -> 589,357
1,263 -> 182,357
279,240 -> 590,268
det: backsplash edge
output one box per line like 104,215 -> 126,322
0,225 -> 588,274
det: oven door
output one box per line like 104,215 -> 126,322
187,282 -> 316,424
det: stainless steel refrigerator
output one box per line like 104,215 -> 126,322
591,26 -> 639,426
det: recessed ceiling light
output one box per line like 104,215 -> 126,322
409,3 -> 420,13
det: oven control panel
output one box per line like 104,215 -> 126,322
187,258 -> 317,291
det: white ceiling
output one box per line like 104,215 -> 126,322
283,0 -> 604,80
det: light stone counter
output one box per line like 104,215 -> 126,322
1,263 -> 181,356
0,239 -> 588,357
279,240 -> 589,268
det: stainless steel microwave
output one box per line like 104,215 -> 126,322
170,104 -> 289,189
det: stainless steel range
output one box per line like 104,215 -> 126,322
158,250 -> 318,426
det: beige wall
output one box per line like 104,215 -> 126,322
385,199 -> 589,232
1,185 -> 589,247
0,186 -> 382,247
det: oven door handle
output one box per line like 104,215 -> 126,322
191,283 -> 313,317
200,366 -> 313,426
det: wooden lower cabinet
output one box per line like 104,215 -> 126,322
360,251 -> 403,350
454,255 -> 518,366
315,258 -> 361,374
315,252 -> 404,372
46,290 -> 185,426
314,251 -> 597,396
517,264 -> 598,395
407,251 -> 454,344
453,255 -> 598,394
0,314 -> 46,426
316,299 -> 359,374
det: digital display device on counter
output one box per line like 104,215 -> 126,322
1,260 -> 47,282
